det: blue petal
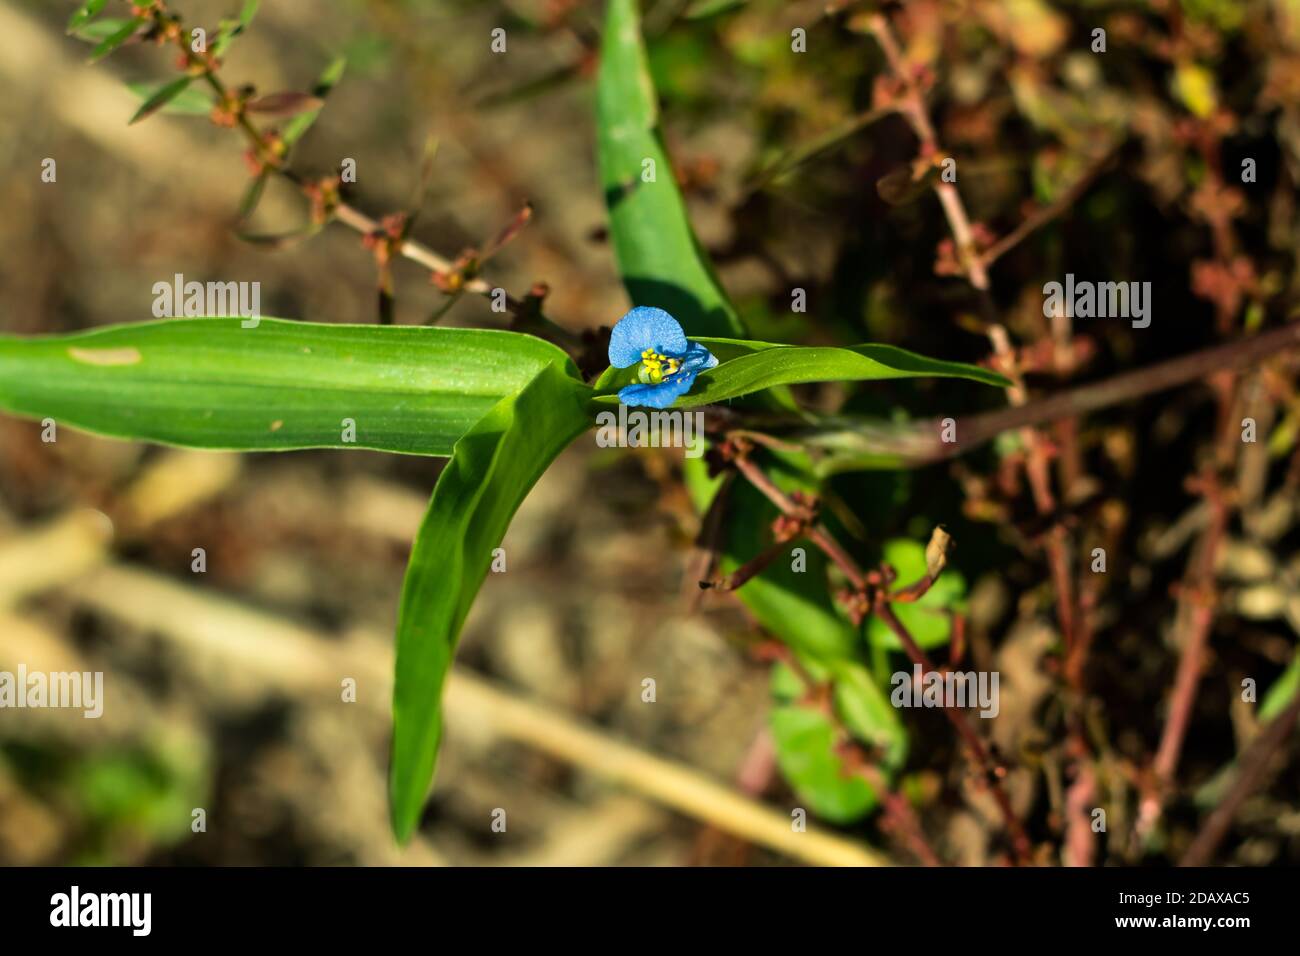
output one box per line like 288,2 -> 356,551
617,371 -> 698,409
678,341 -> 718,375
608,306 -> 688,368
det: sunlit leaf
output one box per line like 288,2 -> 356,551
595,338 -> 1009,407
596,0 -> 745,338
389,363 -> 593,840
0,318 -> 576,457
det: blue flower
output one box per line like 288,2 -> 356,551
608,306 -> 718,408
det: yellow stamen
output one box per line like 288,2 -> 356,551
636,347 -> 678,386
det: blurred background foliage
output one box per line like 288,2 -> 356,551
1,0 -> 1299,865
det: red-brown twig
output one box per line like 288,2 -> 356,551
1152,475 -> 1232,786
730,454 -> 865,589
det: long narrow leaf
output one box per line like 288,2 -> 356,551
283,56 -> 347,146
128,77 -> 197,125
389,362 -> 594,840
596,0 -> 745,338
0,318 -> 576,457
127,79 -> 213,118
595,338 -> 1010,406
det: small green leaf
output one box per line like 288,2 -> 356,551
128,78 -> 198,125
283,56 -> 347,146
238,171 -> 270,219
768,654 -> 905,823
67,0 -> 107,33
71,17 -> 135,44
1260,649 -> 1300,722
213,0 -> 262,57
770,706 -> 877,823
127,79 -> 212,119
389,363 -> 594,840
0,318 -> 576,457
866,539 -> 967,651
90,17 -> 144,62
829,660 -> 908,765
234,223 -> 323,248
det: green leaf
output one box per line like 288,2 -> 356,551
867,539 -> 967,651
67,0 -> 107,33
0,318 -> 576,457
596,0 -> 745,338
213,0 -> 262,57
1260,648 -> 1300,722
601,340 -> 1008,402
828,659 -> 908,766
283,56 -> 347,146
234,222 -> 322,249
389,363 -> 594,840
128,78 -> 200,125
71,17 -> 135,44
768,656 -> 906,822
769,706 -> 878,823
90,17 -> 144,62
595,338 -> 1008,407
238,171 -> 270,219
127,80 -> 212,119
